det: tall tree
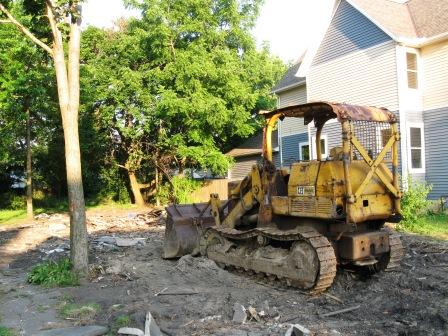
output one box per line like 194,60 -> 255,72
81,1 -> 285,204
0,1 -> 88,274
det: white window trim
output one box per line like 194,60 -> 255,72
311,134 -> 328,160
403,47 -> 422,94
407,123 -> 425,174
299,141 -> 309,161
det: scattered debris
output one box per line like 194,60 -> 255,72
117,312 -> 162,336
232,303 -> 247,324
248,306 -> 261,322
319,305 -> 361,318
322,292 -> 343,304
154,287 -> 168,296
118,327 -> 145,336
285,324 -> 311,336
199,315 -> 222,322
36,325 -> 108,336
145,311 -> 163,336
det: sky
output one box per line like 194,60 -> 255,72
82,0 -> 335,63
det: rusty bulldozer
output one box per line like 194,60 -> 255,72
164,102 -> 404,293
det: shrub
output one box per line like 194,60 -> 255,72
158,175 -> 202,204
8,195 -> 25,210
27,258 -> 79,287
400,178 -> 432,228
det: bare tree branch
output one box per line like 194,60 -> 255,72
0,19 -> 12,23
0,3 -> 53,55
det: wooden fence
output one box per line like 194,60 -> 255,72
190,179 -> 229,202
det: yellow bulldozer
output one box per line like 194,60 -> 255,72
164,102 -> 404,293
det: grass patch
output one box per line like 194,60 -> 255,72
106,315 -> 132,336
27,258 -> 79,287
0,209 -> 28,226
0,326 -> 16,336
0,198 -> 140,226
399,213 -> 448,239
59,302 -> 101,320
57,295 -> 101,324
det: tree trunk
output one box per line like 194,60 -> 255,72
25,104 -> 33,219
155,164 -> 160,207
48,3 -> 88,275
129,171 -> 146,206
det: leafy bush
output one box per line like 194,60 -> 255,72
158,175 -> 202,204
0,193 -> 25,210
8,195 -> 25,210
400,179 -> 432,228
27,258 -> 79,287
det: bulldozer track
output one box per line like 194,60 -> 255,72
385,233 -> 404,270
204,226 -> 337,294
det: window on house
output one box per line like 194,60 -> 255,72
311,135 -> 328,159
299,142 -> 310,161
409,126 -> 424,171
406,52 -> 418,89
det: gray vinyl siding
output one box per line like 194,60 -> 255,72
230,155 -> 260,180
424,107 -> 448,199
310,122 -> 342,158
312,0 -> 391,66
308,1 -> 399,112
281,133 -> 308,168
277,85 -> 308,137
230,153 -> 280,180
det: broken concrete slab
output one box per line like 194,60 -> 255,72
285,324 -> 311,336
37,325 -> 108,336
145,311 -> 163,336
115,237 -> 146,247
117,327 -> 145,336
232,303 -> 247,324
95,236 -> 117,244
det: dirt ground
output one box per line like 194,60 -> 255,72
0,209 -> 447,336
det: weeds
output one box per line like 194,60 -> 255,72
27,258 -> 79,287
59,302 -> 101,321
106,315 -> 132,336
0,326 -> 15,336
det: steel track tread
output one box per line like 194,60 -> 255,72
386,233 -> 404,270
206,226 -> 337,294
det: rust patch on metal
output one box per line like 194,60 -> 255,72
261,102 -> 397,126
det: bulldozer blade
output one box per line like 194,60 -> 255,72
163,203 -> 215,259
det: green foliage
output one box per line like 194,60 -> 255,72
0,326 -> 16,336
158,175 -> 202,204
0,193 -> 25,210
398,213 -> 448,240
400,179 -> 432,227
27,258 -> 79,287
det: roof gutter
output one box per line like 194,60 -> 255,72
271,79 -> 306,94
398,31 -> 448,47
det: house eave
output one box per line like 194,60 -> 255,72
271,80 -> 306,94
398,31 -> 448,47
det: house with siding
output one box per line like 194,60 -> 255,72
272,0 -> 448,199
227,130 -> 279,180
